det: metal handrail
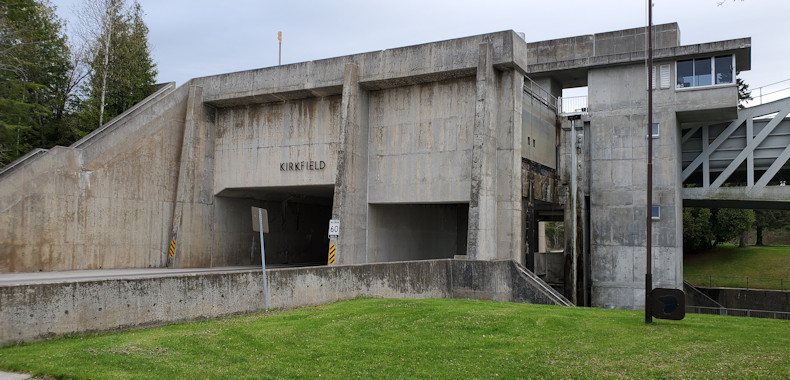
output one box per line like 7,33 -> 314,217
558,96 -> 588,114
685,274 -> 787,290
0,148 -> 49,179
744,78 -> 790,106
523,76 -> 558,112
687,305 -> 790,320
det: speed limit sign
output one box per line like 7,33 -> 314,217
328,219 -> 340,237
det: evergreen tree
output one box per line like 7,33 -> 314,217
736,74 -> 752,108
74,0 -> 156,136
0,0 -> 71,166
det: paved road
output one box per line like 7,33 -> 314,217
0,264 -> 321,286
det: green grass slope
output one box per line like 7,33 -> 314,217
684,245 -> 790,289
1,298 -> 788,379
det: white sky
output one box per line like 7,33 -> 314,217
50,0 -> 790,101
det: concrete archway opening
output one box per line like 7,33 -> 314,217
216,185 -> 334,267
367,203 -> 469,262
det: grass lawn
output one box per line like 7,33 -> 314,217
684,245 -> 790,289
1,298 -> 788,379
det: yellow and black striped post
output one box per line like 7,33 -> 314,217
169,240 -> 176,257
328,238 -> 337,265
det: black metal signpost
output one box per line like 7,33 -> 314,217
646,1 -> 685,323
645,0 -> 655,325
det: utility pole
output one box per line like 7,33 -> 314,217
645,0 -> 654,324
278,31 -> 282,65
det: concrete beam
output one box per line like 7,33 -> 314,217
683,186 -> 790,210
527,28 -> 750,87
201,31 -> 529,108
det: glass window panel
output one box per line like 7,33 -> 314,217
715,55 -> 734,84
652,123 -> 659,137
676,60 -> 693,88
694,57 -> 712,86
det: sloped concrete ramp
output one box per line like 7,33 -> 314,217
0,259 -> 570,345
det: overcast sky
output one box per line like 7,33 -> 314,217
50,0 -> 789,100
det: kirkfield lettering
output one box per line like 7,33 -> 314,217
280,160 -> 326,171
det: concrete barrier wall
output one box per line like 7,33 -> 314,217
0,85 -> 190,272
0,259 -> 569,345
695,286 -> 790,312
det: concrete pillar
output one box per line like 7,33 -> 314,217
331,64 -> 369,264
168,86 -> 215,268
468,42 -> 498,261
496,70 -> 524,262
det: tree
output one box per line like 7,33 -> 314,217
0,0 -> 156,166
683,208 -> 714,254
753,210 -> 790,246
684,207 -> 756,253
712,208 -> 754,247
737,74 -> 752,108
74,0 -> 156,135
0,0 -> 72,166
544,222 -> 564,251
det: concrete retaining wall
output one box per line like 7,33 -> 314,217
694,286 -> 790,312
0,259 -> 569,345
683,281 -> 723,309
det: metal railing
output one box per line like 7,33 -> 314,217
0,148 -> 49,179
743,78 -> 790,106
685,274 -> 787,291
523,76 -> 558,112
687,305 -> 790,320
558,96 -> 588,114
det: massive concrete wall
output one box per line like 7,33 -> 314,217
584,60 -> 738,309
586,64 -> 683,309
0,25 -> 753,315
0,84 -> 189,272
214,96 -> 341,192
208,96 -> 341,266
0,260 -> 570,345
367,78 -> 476,203
365,76 -> 478,263
0,30 -> 534,271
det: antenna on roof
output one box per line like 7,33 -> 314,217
277,31 -> 283,66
